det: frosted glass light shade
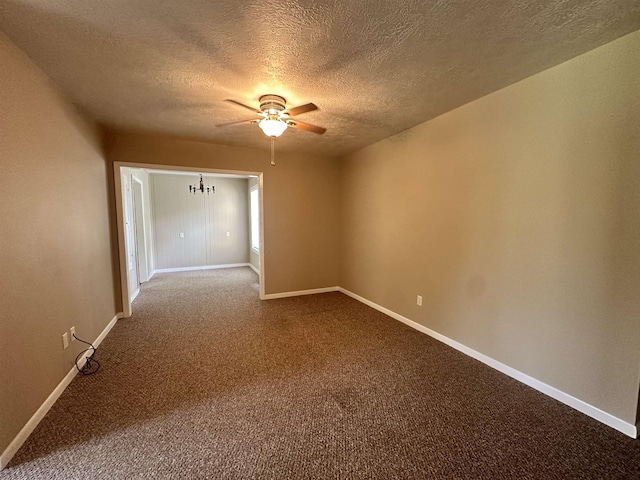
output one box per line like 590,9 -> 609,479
258,117 -> 288,137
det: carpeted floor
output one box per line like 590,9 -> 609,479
2,267 -> 639,479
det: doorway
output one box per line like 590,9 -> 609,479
114,162 -> 265,318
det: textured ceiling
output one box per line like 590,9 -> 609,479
1,0 -> 640,156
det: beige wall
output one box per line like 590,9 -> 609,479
0,32 -> 117,455
106,132 -> 341,295
340,30 -> 640,424
152,173 -> 249,269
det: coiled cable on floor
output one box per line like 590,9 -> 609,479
73,334 -> 101,375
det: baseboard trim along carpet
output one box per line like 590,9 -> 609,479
248,263 -> 260,275
337,288 -> 637,439
262,286 -> 339,300
0,313 -> 123,470
153,263 -> 251,274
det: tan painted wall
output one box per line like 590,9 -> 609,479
340,30 -> 640,424
0,33 -> 117,454
105,132 -> 341,295
152,174 -> 249,269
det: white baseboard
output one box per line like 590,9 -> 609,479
154,263 -> 250,274
95,313 -> 121,348
262,286 -> 339,300
248,263 -> 260,275
0,312 -> 122,470
338,288 -> 637,439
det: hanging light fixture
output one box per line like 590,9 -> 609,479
258,114 -> 288,137
188,174 -> 215,195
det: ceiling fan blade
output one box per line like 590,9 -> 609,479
224,99 -> 260,113
289,119 -> 326,135
216,119 -> 257,127
284,102 -> 318,117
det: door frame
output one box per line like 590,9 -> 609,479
131,174 -> 149,284
114,161 -> 265,318
120,171 -> 139,303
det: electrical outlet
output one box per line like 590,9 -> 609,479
70,326 -> 76,341
62,332 -> 69,349
417,295 -> 423,306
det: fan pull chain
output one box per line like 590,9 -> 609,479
270,137 -> 276,166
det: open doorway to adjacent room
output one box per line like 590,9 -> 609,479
114,162 -> 264,317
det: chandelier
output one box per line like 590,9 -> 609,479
189,174 -> 215,195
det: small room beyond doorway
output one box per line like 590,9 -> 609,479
116,164 -> 263,317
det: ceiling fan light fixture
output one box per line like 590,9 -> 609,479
258,116 -> 288,137
221,94 -> 325,138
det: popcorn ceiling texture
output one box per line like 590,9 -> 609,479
0,0 -> 639,156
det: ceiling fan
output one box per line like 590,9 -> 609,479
217,94 -> 326,137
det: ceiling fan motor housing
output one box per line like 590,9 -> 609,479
259,94 -> 286,115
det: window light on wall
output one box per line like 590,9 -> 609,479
250,186 -> 259,251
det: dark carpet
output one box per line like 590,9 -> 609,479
2,268 -> 639,479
